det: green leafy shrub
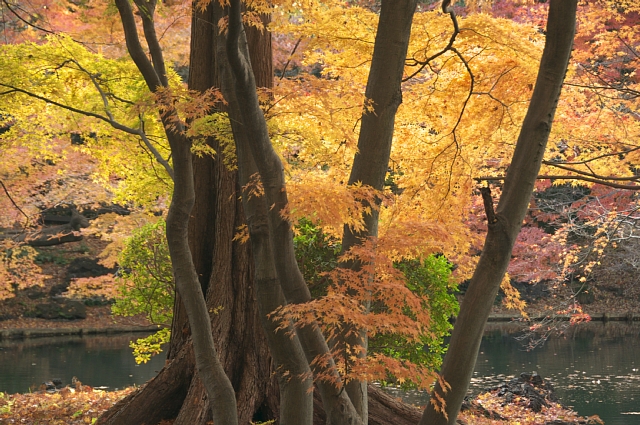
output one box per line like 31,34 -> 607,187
293,220 -> 459,386
111,219 -> 173,363
293,218 -> 341,297
372,255 -> 459,384
112,219 -> 174,325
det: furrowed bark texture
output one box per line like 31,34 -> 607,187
216,5 -> 314,424
112,1 -> 238,424
312,385 -> 423,425
339,1 -> 417,421
235,110 -> 314,425
170,5 -> 279,425
420,1 -> 578,424
225,1 -> 364,424
100,4 -> 283,424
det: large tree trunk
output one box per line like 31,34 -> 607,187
312,386 -> 423,425
111,0 -> 239,423
224,0 -> 425,423
98,4 -> 279,425
420,1 -> 578,424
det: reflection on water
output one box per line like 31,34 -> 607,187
385,322 -> 640,425
475,322 -> 640,425
1,323 -> 639,425
0,333 -> 165,394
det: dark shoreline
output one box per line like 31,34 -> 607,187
2,312 -> 638,340
0,325 -> 162,340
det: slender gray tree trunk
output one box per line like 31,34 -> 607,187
339,2 -> 417,421
420,1 -> 578,424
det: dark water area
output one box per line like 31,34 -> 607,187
0,333 -> 165,394
475,322 -> 640,425
385,322 -> 640,425
1,323 -> 639,425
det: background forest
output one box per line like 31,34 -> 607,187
0,0 -> 639,424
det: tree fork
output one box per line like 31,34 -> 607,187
100,3 -> 280,424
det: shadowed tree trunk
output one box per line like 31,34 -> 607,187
420,1 -> 578,424
224,0 -> 420,423
98,3 -> 279,425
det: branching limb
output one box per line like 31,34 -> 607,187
480,186 -> 497,224
0,82 -> 175,180
1,0 -> 56,36
403,3 -> 460,82
114,0 -> 163,92
132,0 -> 169,87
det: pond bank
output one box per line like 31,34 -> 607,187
3,312 -> 638,340
485,312 -> 640,322
0,325 -> 162,340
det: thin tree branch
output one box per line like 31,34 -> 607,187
543,146 -> 640,166
133,0 -> 169,87
0,82 -> 174,180
114,0 -> 163,92
403,5 -> 460,82
0,179 -> 30,226
279,37 -> 302,80
1,0 -> 56,36
475,174 -> 640,190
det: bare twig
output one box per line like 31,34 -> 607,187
403,4 -> 460,82
475,174 -> 640,190
279,37 -> 302,80
0,179 -> 30,226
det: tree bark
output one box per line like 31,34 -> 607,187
169,6 -> 280,425
420,1 -> 578,424
225,2 -> 367,424
115,1 -> 239,423
217,7 -> 314,422
311,386 -> 423,425
100,2 -> 278,424
339,2 -> 417,421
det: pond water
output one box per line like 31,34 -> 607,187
1,323 -> 639,425
0,333 -> 165,393
385,322 -> 640,425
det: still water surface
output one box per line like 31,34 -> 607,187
386,322 -> 640,425
1,323 -> 639,424
0,332 -> 165,393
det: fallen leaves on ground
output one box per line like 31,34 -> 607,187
1,385 -> 603,425
458,390 -> 602,425
0,386 -> 135,425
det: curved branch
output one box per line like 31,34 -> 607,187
0,179 -> 30,226
114,0 -> 163,92
133,0 -> 169,87
0,83 -> 174,180
403,6 -> 460,82
1,0 -> 56,36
